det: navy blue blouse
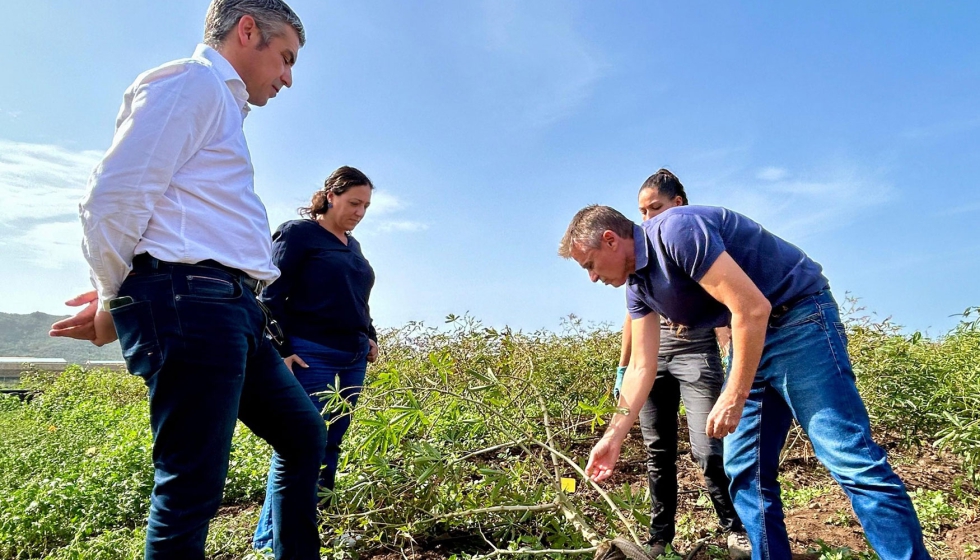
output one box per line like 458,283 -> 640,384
260,219 -> 376,357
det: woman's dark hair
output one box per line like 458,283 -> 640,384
299,166 -> 374,218
639,168 -> 689,206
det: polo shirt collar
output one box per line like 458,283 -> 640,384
628,224 -> 649,285
193,44 -> 251,115
632,224 -> 650,271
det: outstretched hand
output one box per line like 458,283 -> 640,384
49,290 -> 118,347
585,435 -> 623,482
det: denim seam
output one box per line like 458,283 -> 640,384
821,311 -> 880,463
165,274 -> 185,341
167,270 -> 184,340
755,394 -> 769,560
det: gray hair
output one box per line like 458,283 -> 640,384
204,0 -> 306,49
558,205 -> 634,258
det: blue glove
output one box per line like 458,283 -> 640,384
614,366 -> 627,400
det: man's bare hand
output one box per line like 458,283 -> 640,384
585,434 -> 623,482
283,354 -> 309,374
49,290 -> 118,346
706,389 -> 746,438
367,339 -> 379,363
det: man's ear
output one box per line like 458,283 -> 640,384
601,230 -> 617,247
236,15 -> 259,47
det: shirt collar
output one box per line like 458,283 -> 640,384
628,224 -> 650,285
632,224 -> 649,271
193,44 -> 251,115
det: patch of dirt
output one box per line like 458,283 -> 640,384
945,521 -> 980,559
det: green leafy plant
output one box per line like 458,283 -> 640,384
910,488 -> 957,534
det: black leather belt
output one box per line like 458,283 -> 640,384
769,289 -> 827,325
131,253 -> 263,295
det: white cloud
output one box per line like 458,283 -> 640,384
756,166 -> 788,182
261,188 -> 428,236
374,220 -> 430,233
0,139 -> 101,268
700,164 -> 892,241
17,220 -> 86,269
368,191 -> 405,217
0,138 -> 101,223
360,191 -> 428,234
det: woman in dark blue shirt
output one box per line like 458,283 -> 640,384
253,166 -> 378,552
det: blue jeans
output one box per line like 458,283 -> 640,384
639,352 -> 741,544
254,336 -> 369,551
723,290 -> 929,559
110,259 -> 327,560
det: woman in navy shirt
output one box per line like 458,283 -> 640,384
253,166 -> 378,552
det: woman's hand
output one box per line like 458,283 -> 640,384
283,354 -> 309,374
367,339 -> 379,363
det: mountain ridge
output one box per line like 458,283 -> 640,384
0,311 -> 123,363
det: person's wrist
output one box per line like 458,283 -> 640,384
601,427 -> 628,446
722,384 -> 750,402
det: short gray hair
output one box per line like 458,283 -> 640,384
204,0 -> 306,48
558,205 -> 634,258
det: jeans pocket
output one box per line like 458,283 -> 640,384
183,274 -> 239,300
774,311 -> 821,329
109,300 -> 164,378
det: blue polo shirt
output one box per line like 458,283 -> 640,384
626,206 -> 829,328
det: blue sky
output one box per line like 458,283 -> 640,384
1,1 -> 978,336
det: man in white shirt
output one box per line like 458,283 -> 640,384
49,1 -> 327,558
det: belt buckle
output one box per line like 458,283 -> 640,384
768,304 -> 790,327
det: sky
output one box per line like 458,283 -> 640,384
1,1 -> 978,337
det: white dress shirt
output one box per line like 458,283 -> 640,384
80,44 -> 279,305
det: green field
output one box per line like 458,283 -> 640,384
1,307 -> 979,559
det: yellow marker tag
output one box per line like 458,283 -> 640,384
560,477 -> 576,493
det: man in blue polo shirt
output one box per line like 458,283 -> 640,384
559,204 -> 929,559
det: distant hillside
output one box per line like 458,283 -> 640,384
0,312 -> 122,363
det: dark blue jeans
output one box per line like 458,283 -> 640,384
110,261 -> 327,560
254,336 -> 368,551
639,352 -> 741,544
723,290 -> 929,559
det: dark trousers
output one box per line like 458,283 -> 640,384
638,352 -> 742,544
254,336 -> 369,550
110,261 -> 327,560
